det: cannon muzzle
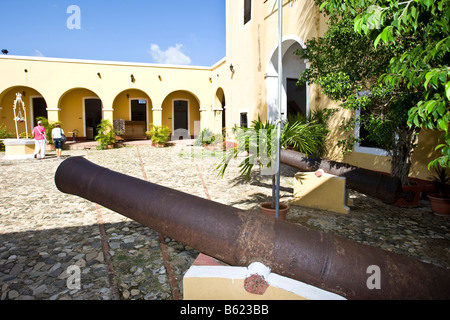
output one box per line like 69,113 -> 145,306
55,157 -> 450,299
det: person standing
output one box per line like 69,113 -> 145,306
52,123 -> 65,159
32,120 -> 46,159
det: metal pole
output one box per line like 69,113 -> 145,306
275,0 -> 283,219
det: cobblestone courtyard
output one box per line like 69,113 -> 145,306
1,142 -> 449,300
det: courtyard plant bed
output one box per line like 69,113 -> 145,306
148,124 -> 171,148
95,120 -> 121,150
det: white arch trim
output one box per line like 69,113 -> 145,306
265,35 -> 309,122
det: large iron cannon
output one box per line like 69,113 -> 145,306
55,157 -> 450,300
280,149 -> 405,204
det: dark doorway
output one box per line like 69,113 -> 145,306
174,100 -> 188,131
286,78 -> 307,119
32,97 -> 48,126
85,99 -> 102,140
131,99 -> 147,122
221,96 -> 226,129
240,112 -> 248,128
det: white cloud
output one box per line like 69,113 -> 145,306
148,43 -> 192,65
34,50 -> 44,57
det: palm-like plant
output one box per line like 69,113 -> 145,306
95,120 -> 120,150
217,114 -> 328,209
149,124 -> 171,146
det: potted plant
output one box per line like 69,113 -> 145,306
217,115 -> 327,219
0,124 -> 13,151
148,124 -> 171,147
428,165 -> 450,216
194,128 -> 221,150
95,119 -> 120,150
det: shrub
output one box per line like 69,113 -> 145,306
194,128 -> 220,146
0,124 -> 13,151
95,120 -> 119,150
148,124 -> 171,145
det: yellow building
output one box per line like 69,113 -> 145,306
0,0 -> 439,180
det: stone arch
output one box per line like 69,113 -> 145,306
161,90 -> 201,137
0,86 -> 48,135
214,87 -> 227,134
266,36 -> 309,122
58,87 -> 102,140
112,89 -> 153,140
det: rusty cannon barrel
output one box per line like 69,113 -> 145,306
55,157 -> 450,300
280,149 -> 404,205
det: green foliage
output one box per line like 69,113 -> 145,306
317,0 -> 450,169
36,117 -> 61,144
95,120 -> 119,150
216,114 -> 329,209
216,115 -> 328,181
296,11 -> 404,160
194,128 -> 221,146
429,164 -> 450,196
148,124 -> 171,145
282,110 -> 333,157
18,132 -> 32,139
0,124 -> 13,151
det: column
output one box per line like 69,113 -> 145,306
103,107 -> 114,123
46,108 -> 60,123
152,107 -> 163,126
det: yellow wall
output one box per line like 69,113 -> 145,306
113,89 -> 153,125
0,86 -> 42,135
161,91 -> 201,136
59,88 -> 99,137
0,56 -> 217,139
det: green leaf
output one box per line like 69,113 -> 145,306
424,71 -> 435,89
413,115 -> 420,127
425,100 -> 438,113
411,5 -> 418,23
446,81 -> 450,100
319,1 -> 329,11
438,119 -> 448,132
422,0 -> 433,9
374,32 -> 383,48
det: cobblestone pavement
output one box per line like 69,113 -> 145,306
0,142 -> 449,300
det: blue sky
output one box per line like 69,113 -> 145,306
0,0 -> 226,66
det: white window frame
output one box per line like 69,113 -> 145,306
172,99 -> 190,133
129,97 -> 149,124
82,97 -> 103,138
354,108 -> 389,156
29,95 -> 47,127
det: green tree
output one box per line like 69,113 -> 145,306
316,0 -> 449,171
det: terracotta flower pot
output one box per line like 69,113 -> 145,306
152,142 -> 166,148
428,193 -> 450,216
259,202 -> 289,220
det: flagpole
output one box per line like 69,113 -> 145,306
275,0 -> 283,219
